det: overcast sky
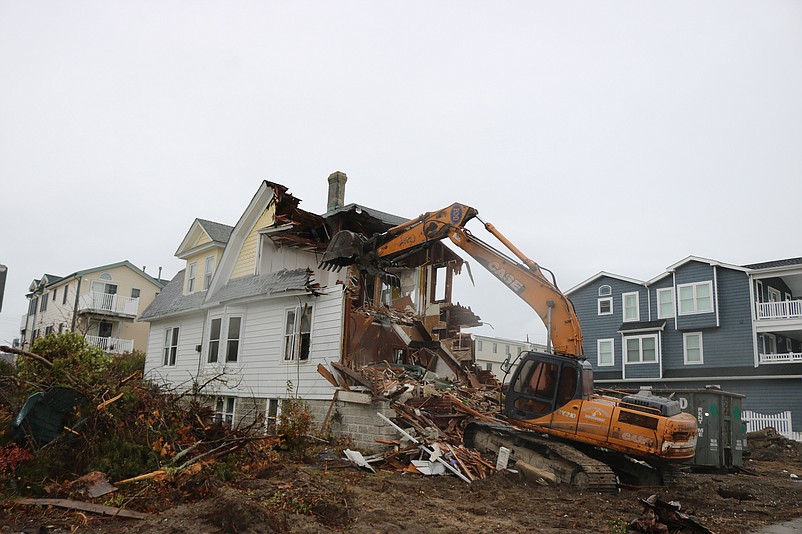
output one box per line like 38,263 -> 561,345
1,1 -> 800,347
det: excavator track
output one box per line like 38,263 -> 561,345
465,422 -> 619,493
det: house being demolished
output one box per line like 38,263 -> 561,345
141,172 -> 488,449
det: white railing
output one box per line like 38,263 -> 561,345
743,410 -> 802,441
78,291 -> 139,316
759,352 -> 802,364
86,335 -> 134,353
756,300 -> 802,320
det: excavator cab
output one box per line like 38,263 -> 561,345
505,352 -> 592,420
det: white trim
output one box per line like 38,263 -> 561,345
622,291 -> 639,322
565,271 -> 645,295
683,332 -> 704,365
163,325 -> 180,367
656,287 -> 675,319
187,262 -> 197,293
768,287 -> 782,302
596,374 -> 802,383
597,338 -> 614,367
623,334 -> 659,364
282,303 -> 314,363
677,281 -> 714,315
598,297 -> 613,315
598,284 -> 612,297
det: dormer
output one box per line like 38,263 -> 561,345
175,219 -> 233,295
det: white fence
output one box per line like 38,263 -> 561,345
743,410 -> 802,442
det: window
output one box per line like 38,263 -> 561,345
597,339 -> 614,366
625,335 -> 658,363
131,288 -> 141,299
58,323 -> 64,333
45,325 -> 53,336
226,316 -> 242,362
657,288 -> 674,318
678,281 -> 713,315
53,289 -> 57,302
505,344 -> 510,355
492,343 -> 498,354
29,297 -> 38,315
163,327 -> 179,366
204,256 -> 214,290
598,297 -> 612,315
598,285 -> 612,296
187,262 -> 197,293
207,318 -> 221,363
40,293 -> 48,312
768,287 -> 781,302
62,285 -> 69,304
755,280 -> 764,302
486,362 -> 493,371
683,332 -> 703,364
623,292 -> 639,322
215,397 -> 236,426
477,340 -> 483,352
787,338 -> 793,353
283,305 -> 312,361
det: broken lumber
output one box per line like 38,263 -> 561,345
377,412 -> 472,484
15,498 -> 148,519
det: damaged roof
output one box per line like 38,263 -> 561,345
139,270 -> 206,320
141,268 -> 320,320
209,269 -> 320,304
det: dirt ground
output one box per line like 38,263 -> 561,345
4,435 -> 802,534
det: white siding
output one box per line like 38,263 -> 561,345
230,286 -> 344,400
143,312 -> 206,389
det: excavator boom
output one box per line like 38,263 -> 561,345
321,202 -> 582,356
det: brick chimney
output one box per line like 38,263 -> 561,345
327,171 -> 348,211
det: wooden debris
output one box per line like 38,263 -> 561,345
15,498 -> 148,519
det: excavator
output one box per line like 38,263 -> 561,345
321,203 -> 698,490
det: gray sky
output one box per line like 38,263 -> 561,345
1,1 -> 800,347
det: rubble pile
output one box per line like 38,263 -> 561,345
323,359 -> 510,481
746,427 -> 802,462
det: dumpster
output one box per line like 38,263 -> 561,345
623,386 -> 746,469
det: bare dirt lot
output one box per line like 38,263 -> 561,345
4,451 -> 802,534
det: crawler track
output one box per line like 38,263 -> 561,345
465,423 -> 619,492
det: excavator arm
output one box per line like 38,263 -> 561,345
321,203 -> 583,356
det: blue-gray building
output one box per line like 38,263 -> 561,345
566,256 -> 802,431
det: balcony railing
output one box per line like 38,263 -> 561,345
78,291 -> 139,316
757,300 -> 802,320
86,335 -> 134,353
759,352 -> 802,364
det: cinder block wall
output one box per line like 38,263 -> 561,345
306,398 -> 398,453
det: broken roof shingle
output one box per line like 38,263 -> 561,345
210,269 -> 318,303
140,268 -> 319,321
139,270 -> 205,320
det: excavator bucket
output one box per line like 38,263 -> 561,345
320,230 -> 401,287
320,230 -> 367,271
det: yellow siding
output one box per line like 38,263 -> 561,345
231,205 -> 275,279
192,231 -> 212,248
183,250 -> 221,293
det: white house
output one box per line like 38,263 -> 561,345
141,173 -> 481,446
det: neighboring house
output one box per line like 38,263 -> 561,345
566,256 -> 802,431
141,172 -> 481,445
473,334 -> 545,382
20,261 -> 165,353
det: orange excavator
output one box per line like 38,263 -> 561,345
321,203 -> 698,489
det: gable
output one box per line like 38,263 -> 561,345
231,205 -> 276,279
